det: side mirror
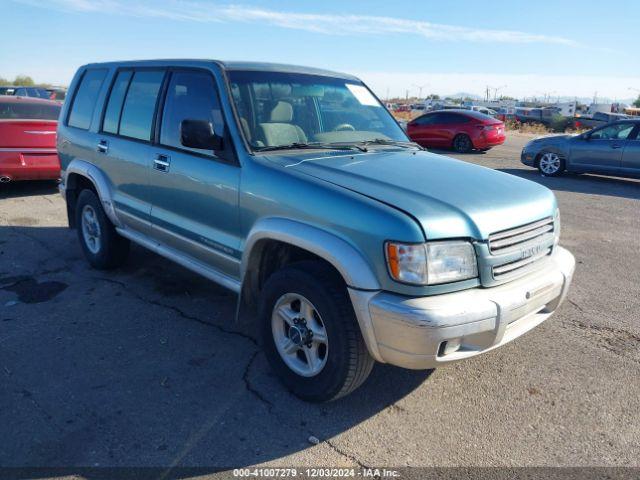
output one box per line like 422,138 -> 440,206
180,119 -> 223,151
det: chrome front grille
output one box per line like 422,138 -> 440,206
488,217 -> 555,280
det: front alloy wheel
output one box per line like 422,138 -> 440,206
538,152 -> 565,176
260,261 -> 374,402
271,293 -> 328,377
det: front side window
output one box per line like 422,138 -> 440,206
413,114 -> 436,126
68,69 -> 107,130
118,70 -> 164,141
160,70 -> 223,154
227,70 -> 407,150
590,123 -> 634,140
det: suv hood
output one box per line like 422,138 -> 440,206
266,149 -> 556,240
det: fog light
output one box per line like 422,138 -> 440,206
438,338 -> 462,356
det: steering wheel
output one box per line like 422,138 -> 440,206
333,123 -> 356,132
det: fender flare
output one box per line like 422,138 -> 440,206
63,159 -> 122,227
241,217 -> 381,291
240,217 -> 384,361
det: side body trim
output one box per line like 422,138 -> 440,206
116,227 -> 241,293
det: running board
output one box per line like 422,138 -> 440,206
116,227 -> 241,293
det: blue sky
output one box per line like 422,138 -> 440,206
3,0 -> 639,101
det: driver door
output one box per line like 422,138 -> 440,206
570,122 -> 634,173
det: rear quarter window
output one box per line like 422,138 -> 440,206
68,69 -> 108,130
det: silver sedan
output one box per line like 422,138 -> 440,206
521,120 -> 640,178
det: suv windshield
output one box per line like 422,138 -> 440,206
227,70 -> 408,151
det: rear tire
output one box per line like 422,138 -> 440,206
75,189 -> 130,269
260,261 -> 374,402
453,134 -> 473,153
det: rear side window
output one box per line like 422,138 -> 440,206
118,71 -> 164,141
102,71 -> 133,134
160,70 -> 223,154
68,69 -> 107,130
0,101 -> 61,120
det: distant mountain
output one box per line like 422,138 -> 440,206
445,92 -> 482,100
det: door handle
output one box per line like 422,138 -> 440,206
153,154 -> 171,172
97,139 -> 108,154
611,144 -> 623,149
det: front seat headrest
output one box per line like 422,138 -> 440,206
270,101 -> 294,123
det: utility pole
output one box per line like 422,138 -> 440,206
412,84 -> 429,99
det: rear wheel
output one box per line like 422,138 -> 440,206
75,189 -> 130,269
260,261 -> 374,402
453,134 -> 473,153
537,151 -> 565,176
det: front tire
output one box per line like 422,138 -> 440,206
453,134 -> 473,153
75,189 -> 130,269
260,261 -> 374,402
537,151 -> 565,176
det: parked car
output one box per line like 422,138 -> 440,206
46,87 -> 67,102
495,107 -> 516,122
470,106 -> 498,118
573,111 -> 630,130
0,86 -> 50,99
394,104 -> 411,113
0,96 -> 61,182
515,107 -> 559,126
406,109 -> 506,152
521,120 -> 640,177
58,60 -> 574,402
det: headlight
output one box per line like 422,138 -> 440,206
385,240 -> 478,285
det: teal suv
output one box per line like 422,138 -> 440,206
58,60 -> 575,401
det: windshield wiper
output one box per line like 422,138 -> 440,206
254,142 -> 367,153
360,139 -> 424,150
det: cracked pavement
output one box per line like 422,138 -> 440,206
0,135 -> 639,470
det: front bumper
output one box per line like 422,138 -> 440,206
521,147 -> 536,166
349,246 -> 575,369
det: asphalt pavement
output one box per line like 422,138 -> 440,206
0,134 -> 639,471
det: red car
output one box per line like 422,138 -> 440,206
407,109 -> 506,153
0,96 -> 61,182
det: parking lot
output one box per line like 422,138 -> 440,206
1,134 -> 639,469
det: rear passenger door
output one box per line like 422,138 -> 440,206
147,69 -> 241,280
97,69 -> 165,235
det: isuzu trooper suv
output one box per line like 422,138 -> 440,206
58,60 -> 575,402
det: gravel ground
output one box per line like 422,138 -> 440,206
0,134 -> 639,472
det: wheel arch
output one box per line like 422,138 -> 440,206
63,160 -> 121,229
240,217 -> 381,307
239,217 -> 384,363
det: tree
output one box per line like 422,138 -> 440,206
12,75 -> 35,86
634,95 -> 640,108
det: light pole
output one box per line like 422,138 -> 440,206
412,84 -> 429,99
493,85 -> 507,101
